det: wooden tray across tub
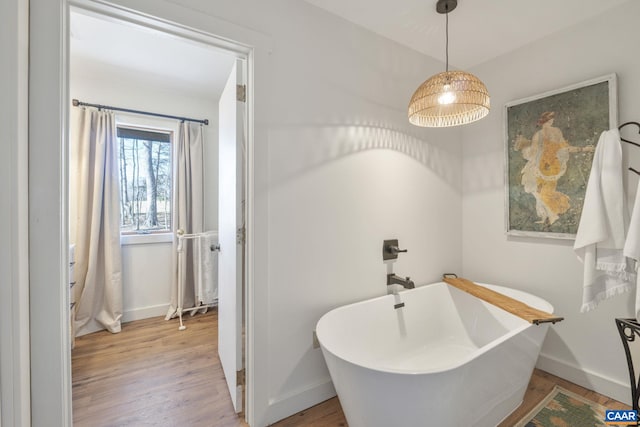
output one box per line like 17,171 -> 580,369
442,275 -> 563,325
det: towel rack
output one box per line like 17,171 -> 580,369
615,318 -> 640,412
619,122 -> 640,175
620,122 -> 640,147
175,230 -> 219,330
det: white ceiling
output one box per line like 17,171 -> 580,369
70,10 -> 236,100
71,1 -> 631,94
303,0 -> 631,69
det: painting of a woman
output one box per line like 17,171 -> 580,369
515,111 -> 595,226
506,75 -> 614,238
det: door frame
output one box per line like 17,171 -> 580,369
1,0 -> 30,425
28,0 -> 255,424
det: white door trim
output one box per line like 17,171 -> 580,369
1,0 -> 31,425
29,0 -> 72,424
29,0 -> 256,424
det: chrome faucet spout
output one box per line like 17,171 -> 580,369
387,273 -> 415,289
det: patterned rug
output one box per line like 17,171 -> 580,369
515,386 -> 633,427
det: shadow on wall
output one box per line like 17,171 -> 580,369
269,345 -> 334,422
540,328 -> 594,388
267,122 -> 462,192
462,150 -> 505,195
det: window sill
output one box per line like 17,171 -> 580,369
121,233 -> 173,246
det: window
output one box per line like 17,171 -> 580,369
117,126 -> 172,235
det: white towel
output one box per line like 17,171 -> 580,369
574,129 -> 635,312
196,231 -> 218,305
624,181 -> 640,320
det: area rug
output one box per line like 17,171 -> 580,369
515,385 -> 631,427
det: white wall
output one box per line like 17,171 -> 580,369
261,5 -> 462,420
70,54 -> 221,325
0,0 -> 30,425
462,1 -> 640,405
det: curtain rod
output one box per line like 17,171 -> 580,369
72,99 -> 209,125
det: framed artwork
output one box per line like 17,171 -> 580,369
505,74 -> 617,239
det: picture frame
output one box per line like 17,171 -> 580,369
504,73 -> 617,239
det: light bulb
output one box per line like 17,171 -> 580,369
438,84 -> 456,105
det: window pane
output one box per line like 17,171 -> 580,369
118,129 -> 172,234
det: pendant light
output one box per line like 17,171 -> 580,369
408,0 -> 490,127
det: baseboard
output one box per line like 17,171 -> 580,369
266,378 -> 336,424
536,352 -> 632,406
122,303 -> 170,323
75,304 -> 170,337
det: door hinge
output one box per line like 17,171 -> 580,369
236,368 -> 246,386
236,84 -> 246,102
236,226 -> 246,245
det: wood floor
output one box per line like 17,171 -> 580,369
73,311 -> 629,426
72,309 -> 244,427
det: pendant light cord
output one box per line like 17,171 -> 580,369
445,5 -> 449,73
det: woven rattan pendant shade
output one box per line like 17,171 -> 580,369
408,0 -> 490,127
408,70 -> 490,127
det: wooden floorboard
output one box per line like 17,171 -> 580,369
73,311 -> 629,426
72,309 -> 246,427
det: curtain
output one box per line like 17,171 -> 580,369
74,108 -> 123,335
166,122 -> 204,319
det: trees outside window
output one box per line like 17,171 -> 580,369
117,127 -> 172,234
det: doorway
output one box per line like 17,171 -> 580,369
68,7 -> 234,334
29,0 -> 253,425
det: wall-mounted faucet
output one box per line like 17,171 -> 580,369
387,274 -> 415,289
383,239 -> 415,292
383,239 -> 407,261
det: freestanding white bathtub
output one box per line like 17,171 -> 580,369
315,281 -> 553,427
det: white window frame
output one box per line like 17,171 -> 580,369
116,115 -> 178,246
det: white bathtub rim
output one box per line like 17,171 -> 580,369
316,281 -> 554,376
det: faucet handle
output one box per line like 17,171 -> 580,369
383,239 -> 408,260
389,246 -> 407,254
